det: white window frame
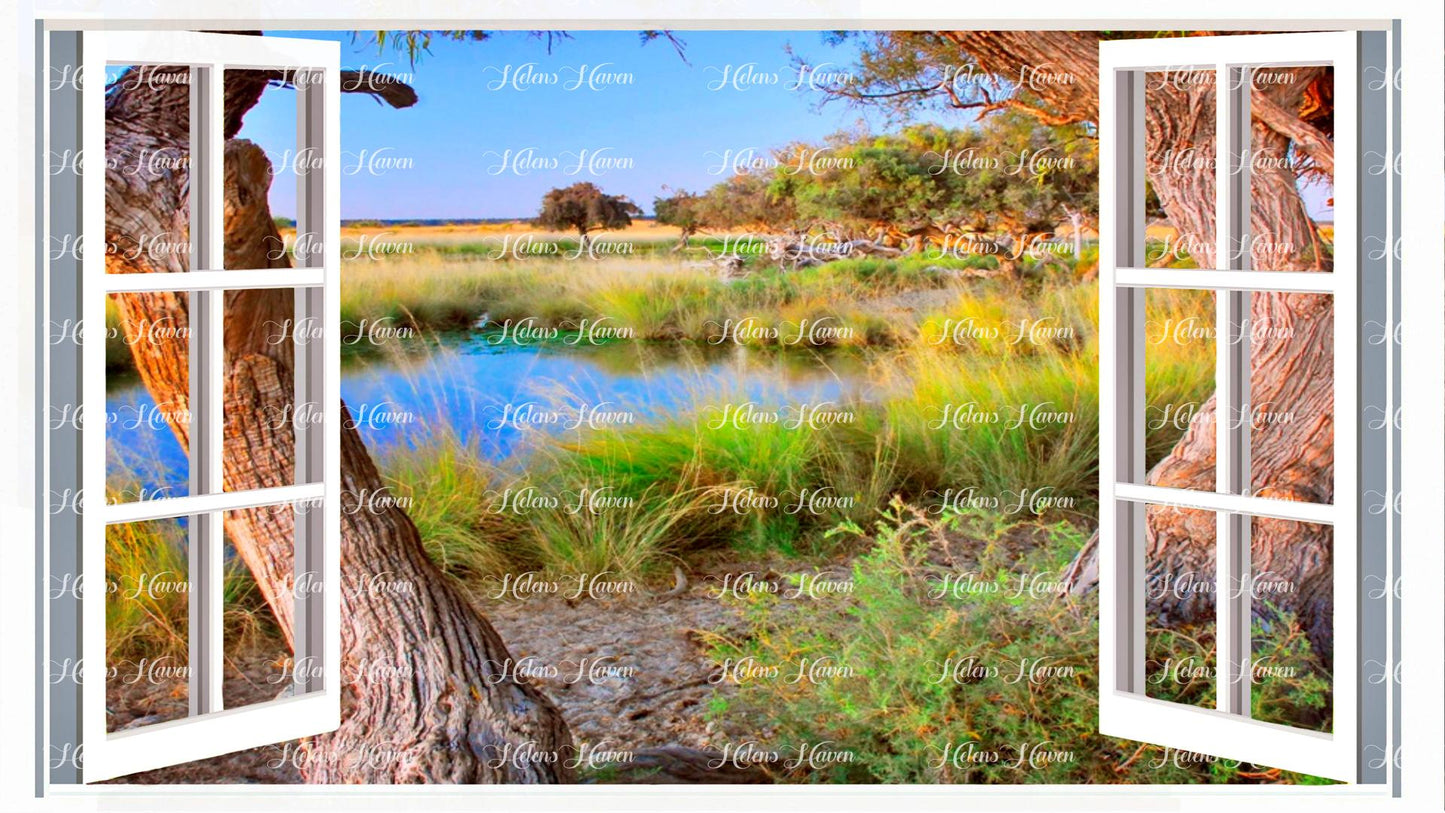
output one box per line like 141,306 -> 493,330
1098,31 -> 1394,784
71,30 -> 342,782
23,13 -> 1419,808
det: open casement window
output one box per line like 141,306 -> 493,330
1098,31 -> 1396,783
68,31 -> 341,781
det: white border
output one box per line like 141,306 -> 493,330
2,2 -> 1438,812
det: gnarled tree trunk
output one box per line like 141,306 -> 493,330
1131,68 -> 1335,657
104,62 -> 573,782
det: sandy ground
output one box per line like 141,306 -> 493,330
107,564 -> 762,784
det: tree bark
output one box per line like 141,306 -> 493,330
105,63 -> 573,782
1134,75 -> 1336,657
941,32 -> 1337,657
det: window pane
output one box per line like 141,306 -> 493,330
1243,65 -> 1333,273
224,288 -> 308,490
1143,503 -> 1216,710
222,67 -> 308,271
105,291 -> 190,504
103,64 -> 191,275
1143,288 -> 1215,488
1142,69 -> 1217,270
1248,292 -> 1334,504
221,505 -> 304,710
106,515 -> 190,733
1248,515 -> 1333,732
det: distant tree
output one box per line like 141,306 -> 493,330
652,187 -> 705,251
702,172 -> 798,233
767,129 -> 950,244
534,182 -> 642,248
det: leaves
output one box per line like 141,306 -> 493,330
684,112 -> 1097,245
534,182 -> 643,238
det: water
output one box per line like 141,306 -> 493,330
103,333 -> 878,498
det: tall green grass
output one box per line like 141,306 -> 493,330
107,254 -> 1215,591
338,249 -> 1017,347
374,274 -> 1215,581
104,493 -> 280,665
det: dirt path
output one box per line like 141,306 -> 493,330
477,580 -> 746,754
110,564 -> 764,784
106,517 -> 1073,785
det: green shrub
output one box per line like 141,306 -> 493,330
700,502 -> 1331,784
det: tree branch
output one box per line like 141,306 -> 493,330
1249,86 -> 1335,177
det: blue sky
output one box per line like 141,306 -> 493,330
241,30 -> 1330,221
246,30 -> 939,220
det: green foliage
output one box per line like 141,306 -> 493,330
1141,604 -> 1333,732
1248,606 -> 1334,729
104,298 -> 134,376
691,112 -> 1097,248
653,188 -> 705,237
534,182 -> 643,239
702,172 -> 798,232
368,263 -> 1215,580
700,502 -> 1332,784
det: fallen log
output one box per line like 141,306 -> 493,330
682,254 -> 749,280
764,235 -> 905,270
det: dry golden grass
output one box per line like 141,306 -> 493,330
300,219 -> 1331,248
279,218 -> 689,248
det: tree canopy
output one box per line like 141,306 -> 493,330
668,112 -> 1096,250
535,182 -> 643,240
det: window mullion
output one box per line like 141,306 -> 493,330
103,268 -> 326,293
79,30 -> 109,765
186,63 -> 225,716
291,71 -> 327,696
1214,63 -> 1253,718
1216,287 -> 1254,717
1103,68 -> 1147,697
1114,267 -> 1338,293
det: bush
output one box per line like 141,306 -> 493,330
699,502 -> 1331,784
